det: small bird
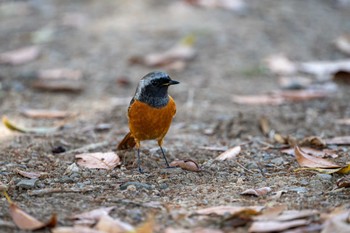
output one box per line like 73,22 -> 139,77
117,71 -> 179,172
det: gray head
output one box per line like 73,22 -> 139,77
133,71 -> 179,108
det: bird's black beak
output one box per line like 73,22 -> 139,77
169,80 -> 180,85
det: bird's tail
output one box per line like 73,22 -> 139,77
117,132 -> 136,150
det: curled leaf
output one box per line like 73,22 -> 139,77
169,159 -> 200,172
75,152 -> 120,170
195,206 -> 264,216
16,169 -> 42,179
0,46 -> 40,65
215,146 -> 241,161
241,187 -> 272,197
9,202 -> 56,230
294,146 -> 340,168
95,215 -> 134,233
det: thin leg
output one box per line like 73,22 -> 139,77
137,148 -> 143,173
160,146 -> 170,168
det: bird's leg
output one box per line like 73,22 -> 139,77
160,146 -> 171,168
137,148 -> 143,173
135,141 -> 143,173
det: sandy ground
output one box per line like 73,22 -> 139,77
1,0 -> 350,232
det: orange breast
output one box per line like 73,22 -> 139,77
128,96 -> 176,143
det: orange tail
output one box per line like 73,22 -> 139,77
117,132 -> 136,150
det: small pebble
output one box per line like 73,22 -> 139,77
16,179 -> 38,189
316,174 -> 333,182
120,182 -> 152,190
58,176 -> 74,183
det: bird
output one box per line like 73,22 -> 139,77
117,71 -> 179,173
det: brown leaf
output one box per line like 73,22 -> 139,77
258,116 -> 270,136
336,119 -> 350,125
20,109 -> 70,119
299,136 -> 326,148
333,71 -> 350,84
195,206 -> 264,216
37,69 -> 83,80
16,169 -> 42,179
254,204 -> 286,221
95,215 -> 134,233
134,215 -> 155,233
129,35 -> 196,71
337,176 -> 350,188
326,136 -> 350,145
169,159 -> 200,172
282,147 -> 338,158
294,146 -> 340,168
241,187 -> 272,197
9,203 -> 56,230
165,228 -> 224,233
322,209 -> 350,233
32,79 -> 84,92
232,94 -> 285,105
70,206 -> 116,226
215,146 -> 241,161
186,0 -> 246,12
76,152 -> 120,170
52,226 -> 103,233
276,89 -> 330,102
0,46 -> 40,65
248,219 -> 309,233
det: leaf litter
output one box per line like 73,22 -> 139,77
75,152 -> 120,170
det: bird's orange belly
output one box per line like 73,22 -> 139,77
128,98 -> 176,142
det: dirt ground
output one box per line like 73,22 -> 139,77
1,0 -> 350,232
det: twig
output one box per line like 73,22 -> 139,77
235,161 -> 254,174
28,187 -> 96,196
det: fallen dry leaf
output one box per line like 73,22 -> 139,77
282,147 -> 338,159
326,136 -> 350,145
299,136 -> 326,148
185,0 -> 246,12
258,116 -> 270,136
248,219 -> 309,233
32,79 -> 84,92
195,206 -> 264,216
294,146 -> 340,168
20,109 -> 70,119
336,175 -> 350,188
275,89 -> 330,102
75,152 -> 120,170
133,215 -> 155,233
16,169 -> 42,179
95,215 -> 134,233
9,202 -> 56,230
70,206 -> 116,224
232,94 -> 285,105
0,46 -> 40,65
334,34 -> 350,55
169,159 -> 200,172
322,209 -> 350,233
37,69 -> 83,80
264,54 -> 298,75
2,116 -> 60,134
336,119 -> 350,125
215,145 -> 241,161
129,35 -> 196,71
165,227 -> 224,233
241,187 -> 271,197
254,205 -> 286,221
52,226 -> 103,233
